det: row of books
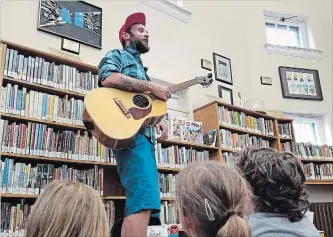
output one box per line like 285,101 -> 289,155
0,199 -> 116,236
3,48 -> 98,94
154,143 -> 210,168
160,201 -> 178,226
0,158 -> 104,195
218,106 -> 275,136
0,119 -> 115,163
220,129 -> 270,151
1,84 -> 84,126
303,163 -> 333,180
159,173 -> 175,198
280,141 -> 296,153
222,152 -> 236,164
163,115 -> 204,144
105,200 -> 116,230
296,143 -> 333,160
278,123 -> 293,139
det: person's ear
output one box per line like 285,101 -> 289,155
122,32 -> 130,41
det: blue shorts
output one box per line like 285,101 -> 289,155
113,133 -> 160,217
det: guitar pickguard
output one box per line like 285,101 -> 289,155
128,105 -> 152,120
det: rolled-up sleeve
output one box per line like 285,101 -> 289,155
97,50 -> 123,87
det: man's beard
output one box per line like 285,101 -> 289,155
130,36 -> 150,54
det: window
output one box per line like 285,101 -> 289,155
265,16 -> 309,48
150,77 -> 189,118
263,11 -> 323,59
167,92 -> 188,118
286,113 -> 326,145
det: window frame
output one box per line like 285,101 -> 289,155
264,16 -> 309,48
285,113 -> 327,145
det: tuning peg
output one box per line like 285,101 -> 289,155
207,73 -> 212,78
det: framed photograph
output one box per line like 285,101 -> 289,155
218,85 -> 233,105
278,66 -> 323,101
61,38 -> 80,54
38,0 -> 102,49
261,76 -> 272,85
201,59 -> 212,71
213,53 -> 233,85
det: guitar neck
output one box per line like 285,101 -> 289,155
168,78 -> 199,94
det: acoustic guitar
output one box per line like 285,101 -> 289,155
82,73 -> 213,150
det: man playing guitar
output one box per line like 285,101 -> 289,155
98,12 -> 169,236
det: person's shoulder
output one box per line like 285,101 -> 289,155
104,48 -> 126,58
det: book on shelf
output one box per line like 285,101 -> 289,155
0,158 -> 104,196
296,143 -> 333,160
154,143 -> 210,169
3,47 -> 98,94
1,84 -> 84,126
218,105 -> 275,136
158,173 -> 175,198
203,129 -> 217,147
160,201 -> 179,226
222,152 -> 236,164
161,114 -> 204,144
280,140 -> 297,154
278,123 -> 293,139
0,199 -> 116,236
220,129 -> 270,151
0,119 -> 115,163
302,163 -> 333,180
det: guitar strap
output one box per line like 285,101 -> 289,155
144,67 -> 151,81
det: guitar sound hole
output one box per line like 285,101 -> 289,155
133,95 -> 150,108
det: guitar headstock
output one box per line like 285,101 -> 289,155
197,73 -> 213,88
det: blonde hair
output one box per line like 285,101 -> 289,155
25,180 -> 109,237
176,161 -> 252,237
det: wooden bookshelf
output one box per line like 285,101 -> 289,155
1,194 -> 176,201
0,40 -> 214,232
194,101 -> 280,161
1,113 -> 86,131
3,75 -> 85,99
194,101 -> 333,185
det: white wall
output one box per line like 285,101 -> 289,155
1,0 -> 332,201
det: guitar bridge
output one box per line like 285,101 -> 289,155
114,98 -> 132,119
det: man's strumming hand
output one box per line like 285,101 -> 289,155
156,122 -> 168,140
150,84 -> 171,102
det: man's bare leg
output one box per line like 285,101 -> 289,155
121,210 -> 151,237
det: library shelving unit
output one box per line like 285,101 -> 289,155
0,40 -> 218,234
193,101 -> 333,185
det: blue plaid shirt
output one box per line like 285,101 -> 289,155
97,43 -> 155,142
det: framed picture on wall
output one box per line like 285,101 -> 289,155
213,53 -> 233,85
37,0 -> 102,49
218,85 -> 233,105
278,66 -> 323,101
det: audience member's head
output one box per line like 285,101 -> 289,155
175,161 -> 252,237
25,180 -> 109,237
235,147 -> 309,222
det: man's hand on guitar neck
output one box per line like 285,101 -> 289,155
156,122 -> 168,140
101,73 -> 171,101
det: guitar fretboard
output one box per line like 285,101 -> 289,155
169,79 -> 199,93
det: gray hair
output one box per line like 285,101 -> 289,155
175,161 -> 252,237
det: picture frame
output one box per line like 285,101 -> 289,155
218,85 -> 233,105
38,0 -> 102,49
261,76 -> 272,85
61,38 -> 80,54
213,53 -> 233,85
201,59 -> 212,71
278,66 -> 323,101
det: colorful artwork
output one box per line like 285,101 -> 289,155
38,1 -> 102,48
